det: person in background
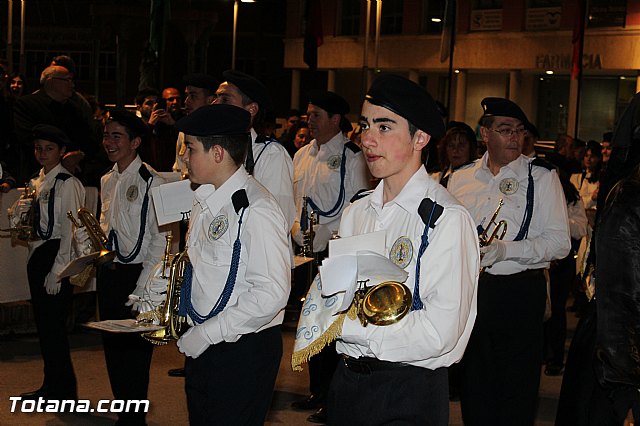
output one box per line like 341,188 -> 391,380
9,125 -> 85,401
290,90 -> 369,423
432,121 -> 477,188
279,108 -> 302,150
9,73 -> 26,98
448,97 -> 570,425
601,131 -> 612,170
570,140 -> 602,224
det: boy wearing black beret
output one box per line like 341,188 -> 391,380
175,104 -> 291,425
11,124 -> 85,400
325,74 -> 479,425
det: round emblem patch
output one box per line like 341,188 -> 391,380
327,155 -> 341,170
126,185 -> 139,202
208,215 -> 229,241
499,178 -> 519,195
389,236 -> 413,269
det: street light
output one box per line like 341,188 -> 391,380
232,0 -> 255,70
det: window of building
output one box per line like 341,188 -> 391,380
526,0 -> 562,30
470,0 -> 503,31
528,0 -> 561,7
473,0 -> 503,10
381,0 -> 404,35
587,0 -> 626,28
340,0 -> 361,36
422,0 -> 445,34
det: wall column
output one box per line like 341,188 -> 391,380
567,78 -> 580,138
453,70 -> 467,122
327,69 -> 336,92
290,69 -> 301,110
508,70 -> 522,104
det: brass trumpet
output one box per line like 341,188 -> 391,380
479,199 -> 507,273
67,207 -> 115,266
300,196 -> 317,259
352,280 -> 412,327
140,248 -> 190,345
3,184 -> 39,242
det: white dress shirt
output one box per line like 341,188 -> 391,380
185,167 -> 291,344
292,131 -> 369,251
570,172 -> 598,210
448,153 -> 571,275
250,128 -> 295,230
100,155 -> 166,288
336,167 -> 479,369
29,163 -> 85,277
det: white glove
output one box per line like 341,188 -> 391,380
138,263 -> 169,314
177,325 -> 211,359
480,240 -> 507,268
44,272 -> 62,295
312,224 -> 332,253
73,227 -> 92,255
125,282 -> 146,313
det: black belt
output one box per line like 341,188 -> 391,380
342,355 -> 408,375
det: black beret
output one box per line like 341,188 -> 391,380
365,74 -> 445,139
175,104 -> 251,137
222,70 -> 272,111
308,90 -> 350,116
106,108 -> 149,139
183,73 -> 219,92
481,97 -> 529,124
32,124 -> 71,147
524,121 -> 540,138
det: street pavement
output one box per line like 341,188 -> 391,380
0,316 -> 573,425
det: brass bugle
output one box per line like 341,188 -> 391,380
479,199 -> 507,273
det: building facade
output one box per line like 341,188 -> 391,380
284,0 -> 640,142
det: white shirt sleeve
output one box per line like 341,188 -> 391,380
51,177 -> 85,277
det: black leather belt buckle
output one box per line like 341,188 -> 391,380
343,356 -> 372,374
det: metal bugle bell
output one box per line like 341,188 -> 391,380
67,207 -> 116,266
354,280 -> 412,327
478,199 -> 507,273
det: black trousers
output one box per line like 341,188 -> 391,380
328,356 -> 448,426
97,263 -> 153,426
544,253 -> 575,366
27,239 -> 77,398
185,326 -> 282,426
460,269 -> 546,426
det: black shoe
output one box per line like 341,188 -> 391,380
20,387 -> 50,400
544,363 -> 564,376
167,368 -> 185,377
291,394 -> 323,410
307,407 -> 327,424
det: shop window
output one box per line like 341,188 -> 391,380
471,0 -> 502,31
340,0 -> 361,36
422,0 -> 445,34
587,0 -> 626,28
381,0 -> 404,35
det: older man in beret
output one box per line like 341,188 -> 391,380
175,104 -> 290,425
289,89 -> 369,423
214,69 -> 295,231
321,74 -> 479,425
76,108 -> 167,426
447,97 -> 570,425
